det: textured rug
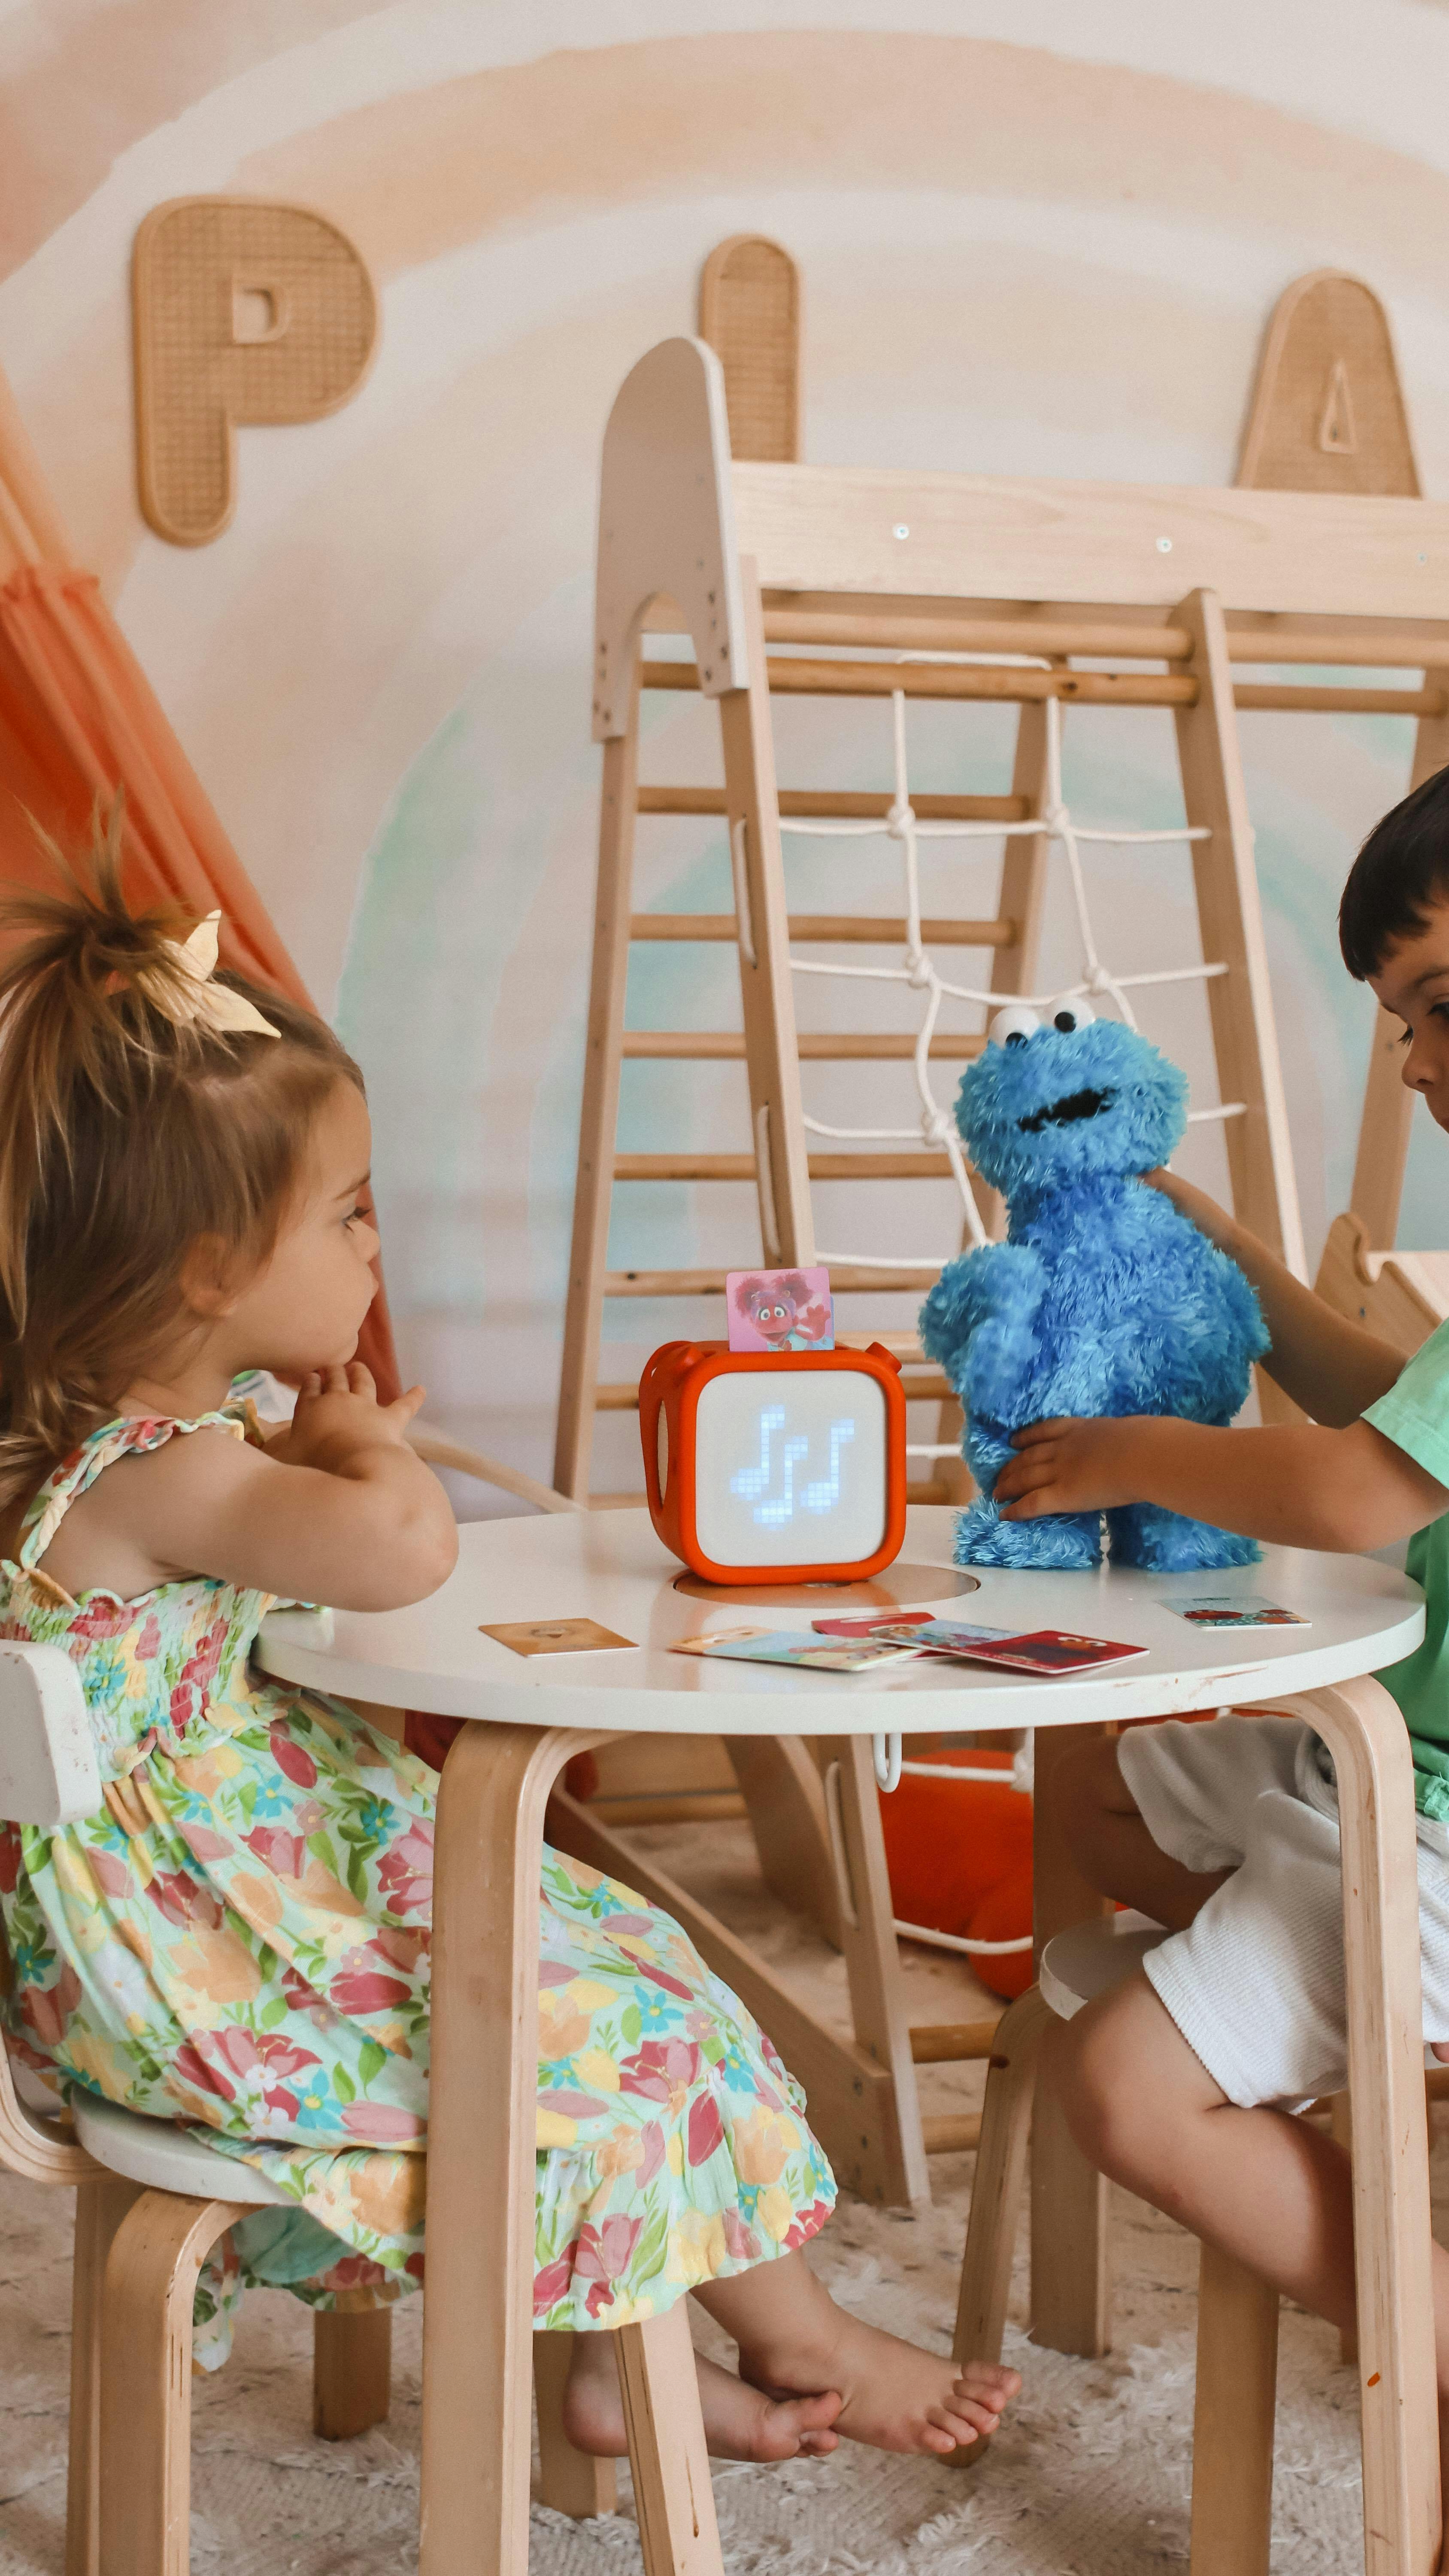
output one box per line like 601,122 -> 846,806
0,1818 -> 1431,2575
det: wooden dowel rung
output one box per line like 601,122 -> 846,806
757,610 -> 1196,661
746,600 -> 1449,670
614,1152 -> 957,1181
837,1331 -> 925,1358
1234,681 -> 1446,716
630,914 -> 1017,947
641,659 -> 1445,718
621,1030 -> 987,1060
641,657 -> 1197,708
595,1383 -> 641,1411
1223,617 -> 1449,668
637,786 -> 1031,823
922,2114 -> 982,2154
910,2017 -> 1004,2065
603,1265 -> 945,1296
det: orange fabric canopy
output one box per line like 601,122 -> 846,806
0,369 -> 398,1397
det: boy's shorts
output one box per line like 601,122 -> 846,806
1117,1710 -> 1449,2108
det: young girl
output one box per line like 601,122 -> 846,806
0,827 -> 1017,2464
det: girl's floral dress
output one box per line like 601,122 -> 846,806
0,1410 -> 834,2365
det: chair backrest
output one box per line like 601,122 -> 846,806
0,1642 -> 102,2183
0,1641 -> 101,1826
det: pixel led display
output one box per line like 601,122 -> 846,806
694,1373 -> 887,1566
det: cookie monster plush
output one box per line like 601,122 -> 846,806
919,996 -> 1267,1571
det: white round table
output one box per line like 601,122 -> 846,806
255,1509 -> 1434,2576
258,1504 -> 1423,1728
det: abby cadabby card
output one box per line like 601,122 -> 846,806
726,1267 -> 835,1354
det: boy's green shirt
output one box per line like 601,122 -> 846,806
1364,1318 -> 1449,1820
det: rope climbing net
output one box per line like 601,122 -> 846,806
778,674 -> 1240,1262
777,669 -> 1243,1946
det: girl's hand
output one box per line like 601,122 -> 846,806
269,1362 -> 426,1476
995,1416 -> 1152,1518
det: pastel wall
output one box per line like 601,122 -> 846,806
5,2 -> 1449,1497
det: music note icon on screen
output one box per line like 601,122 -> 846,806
731,1406 -> 787,1504
731,1406 -> 856,1528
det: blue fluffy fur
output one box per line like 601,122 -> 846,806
919,1013 -> 1268,1571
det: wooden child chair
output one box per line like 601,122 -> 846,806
96,2145 -> 718,2576
0,1637 -> 720,2576
952,1915 -> 1281,2575
0,1637 -> 394,2571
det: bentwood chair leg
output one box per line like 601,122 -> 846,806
616,2302 -> 722,2576
953,1985 -> 1053,2370
1188,2238 -> 1279,2576
533,2331 -> 618,2518
312,2306 -> 393,2440
100,2192 -> 251,2576
66,2177 -> 141,2576
1299,1680 -> 1440,2576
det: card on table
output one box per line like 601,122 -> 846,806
870,1619 -> 1020,1653
810,1610 -> 935,1637
901,1622 -> 1149,1675
671,1625 -> 922,1672
481,1618 -> 637,1655
1167,1595 -> 1309,1629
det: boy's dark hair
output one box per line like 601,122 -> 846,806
1340,763 -> 1449,980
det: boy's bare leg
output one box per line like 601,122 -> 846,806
1051,1972 -> 1449,2550
1043,1731 -> 1233,1930
561,2252 -> 1020,2460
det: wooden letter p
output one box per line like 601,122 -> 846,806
133,198 -> 377,547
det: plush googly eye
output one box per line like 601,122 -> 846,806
1048,996 -> 1095,1033
988,1004 -> 1042,1049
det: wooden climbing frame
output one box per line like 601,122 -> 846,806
548,328 -> 1449,2231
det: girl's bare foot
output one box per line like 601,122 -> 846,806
693,2250 -> 1022,2458
737,2308 -> 1019,2458
562,2329 -> 843,2463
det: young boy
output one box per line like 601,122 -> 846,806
992,762 -> 1449,2499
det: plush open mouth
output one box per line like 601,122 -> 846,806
1017,1087 -> 1113,1134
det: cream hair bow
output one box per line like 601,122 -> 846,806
149,912 -> 279,1040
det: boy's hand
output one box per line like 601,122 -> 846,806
268,1362 -> 426,1477
995,1416 -> 1152,1518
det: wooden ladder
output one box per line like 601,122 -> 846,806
552,652 -> 1056,1507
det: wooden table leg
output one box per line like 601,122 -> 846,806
1030,1721 -> 1113,2355
420,1720 -> 607,2576
724,1735 -> 842,1947
819,1734 -> 930,2208
1300,1680 -> 1440,2576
